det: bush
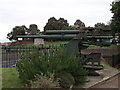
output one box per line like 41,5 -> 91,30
16,49 -> 46,83
55,71 -> 75,88
16,47 -> 88,88
27,73 -> 60,88
62,54 -> 88,85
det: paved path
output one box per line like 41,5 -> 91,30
73,69 -> 120,89
90,71 -> 120,88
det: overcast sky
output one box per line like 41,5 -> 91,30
0,0 -> 113,42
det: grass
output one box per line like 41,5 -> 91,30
1,61 -> 118,88
109,44 -> 120,48
44,41 -> 68,46
2,68 -> 23,88
23,41 -> 68,47
1,42 -> 119,88
21,41 -> 120,49
88,44 -> 120,49
101,62 -> 118,70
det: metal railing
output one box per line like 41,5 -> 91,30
1,45 -> 64,68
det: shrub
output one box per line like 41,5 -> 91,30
16,49 -> 45,83
16,47 -> 88,88
61,54 -> 88,85
27,73 -> 60,88
55,71 -> 75,88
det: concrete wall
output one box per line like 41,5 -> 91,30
81,48 -> 120,66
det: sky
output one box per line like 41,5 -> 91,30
0,0 -> 113,43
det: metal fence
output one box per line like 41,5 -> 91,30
1,45 -> 64,68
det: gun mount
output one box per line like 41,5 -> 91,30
63,32 -> 113,71
16,30 -> 113,71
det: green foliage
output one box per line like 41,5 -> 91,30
28,73 -> 60,88
110,1 -> 120,35
62,54 -> 88,85
44,17 -> 74,32
55,71 -> 75,88
7,26 -> 26,41
16,47 -> 88,88
57,18 -> 69,30
44,17 -> 58,31
7,24 -> 40,41
16,49 -> 39,82
66,25 -> 76,30
27,24 -> 40,35
94,22 -> 105,28
74,19 -> 85,29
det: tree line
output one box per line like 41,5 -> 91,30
7,0 -> 120,41
7,24 -> 40,41
7,18 -> 108,41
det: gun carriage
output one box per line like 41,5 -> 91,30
16,30 -> 113,71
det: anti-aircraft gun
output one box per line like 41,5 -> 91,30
63,31 -> 113,71
16,29 -> 113,71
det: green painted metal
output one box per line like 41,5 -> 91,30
16,34 -> 76,39
16,34 -> 112,40
63,33 -> 113,70
86,36 -> 113,39
45,30 -> 79,34
16,31 -> 113,70
64,35 -> 112,57
16,34 -> 77,40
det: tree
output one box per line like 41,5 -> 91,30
7,26 -> 26,41
44,17 -> 70,31
27,24 -> 40,35
66,25 -> 76,30
110,0 -> 120,35
57,18 -> 69,30
94,22 -> 105,28
74,19 -> 85,30
44,17 -> 58,31
7,24 -> 40,41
